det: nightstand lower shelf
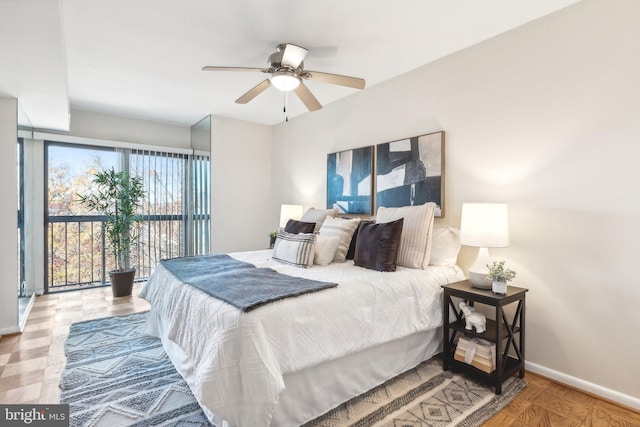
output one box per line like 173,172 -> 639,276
448,355 -> 522,383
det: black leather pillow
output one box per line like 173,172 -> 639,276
284,219 -> 316,234
346,220 -> 374,260
354,218 -> 404,272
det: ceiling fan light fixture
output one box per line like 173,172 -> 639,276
270,71 -> 301,91
202,43 -> 365,111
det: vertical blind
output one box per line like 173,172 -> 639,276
189,152 -> 210,256
127,148 -> 210,278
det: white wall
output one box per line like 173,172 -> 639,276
65,108 -> 191,149
271,0 -> 640,406
211,116 -> 272,253
0,97 -> 19,334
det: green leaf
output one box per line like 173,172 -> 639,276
76,167 -> 145,271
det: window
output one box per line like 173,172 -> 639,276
45,142 -> 210,292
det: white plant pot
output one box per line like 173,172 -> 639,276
492,280 -> 507,295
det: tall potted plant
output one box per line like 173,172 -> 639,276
79,168 -> 145,297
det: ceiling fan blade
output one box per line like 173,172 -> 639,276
281,44 -> 309,69
235,79 -> 271,104
304,70 -> 365,90
202,66 -> 268,73
294,83 -> 322,111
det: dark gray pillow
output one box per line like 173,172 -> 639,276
284,219 -> 316,234
354,218 -> 404,272
346,220 -> 374,260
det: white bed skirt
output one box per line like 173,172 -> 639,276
146,308 -> 442,427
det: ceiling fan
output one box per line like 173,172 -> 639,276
202,43 -> 366,111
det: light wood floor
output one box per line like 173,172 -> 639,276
1,285 -> 639,427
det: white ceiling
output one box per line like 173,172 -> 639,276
0,0 -> 581,130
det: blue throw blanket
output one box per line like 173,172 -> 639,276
160,254 -> 338,312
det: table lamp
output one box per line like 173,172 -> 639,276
279,204 -> 304,228
459,203 -> 509,288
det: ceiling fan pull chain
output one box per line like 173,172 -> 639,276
284,92 -> 289,122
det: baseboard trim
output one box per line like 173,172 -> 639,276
0,325 -> 21,336
0,294 -> 36,337
526,361 -> 640,411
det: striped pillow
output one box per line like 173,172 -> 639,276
376,203 -> 436,269
318,217 -> 361,263
272,231 -> 316,268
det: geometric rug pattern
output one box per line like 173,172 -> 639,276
60,312 -> 211,427
305,358 -> 527,427
60,312 -> 526,427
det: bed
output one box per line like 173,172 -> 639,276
140,207 -> 464,427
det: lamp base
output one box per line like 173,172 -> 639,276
467,247 -> 492,289
468,271 -> 491,289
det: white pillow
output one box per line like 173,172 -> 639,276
318,217 -> 361,263
429,226 -> 461,266
300,207 -> 338,233
376,203 -> 436,269
314,235 -> 340,266
272,231 -> 316,268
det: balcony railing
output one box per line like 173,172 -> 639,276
47,214 -> 208,292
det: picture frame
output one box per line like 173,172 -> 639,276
376,131 -> 444,217
326,146 -> 374,215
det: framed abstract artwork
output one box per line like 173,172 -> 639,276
326,146 -> 374,215
376,131 -> 444,216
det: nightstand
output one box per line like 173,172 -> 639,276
442,279 -> 528,394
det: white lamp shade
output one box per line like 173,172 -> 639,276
279,204 -> 304,228
460,203 -> 509,248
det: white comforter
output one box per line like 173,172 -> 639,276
140,250 -> 464,427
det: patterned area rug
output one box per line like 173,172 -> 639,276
60,312 -> 526,427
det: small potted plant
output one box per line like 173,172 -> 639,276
79,168 -> 145,297
269,229 -> 279,248
486,260 -> 516,295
